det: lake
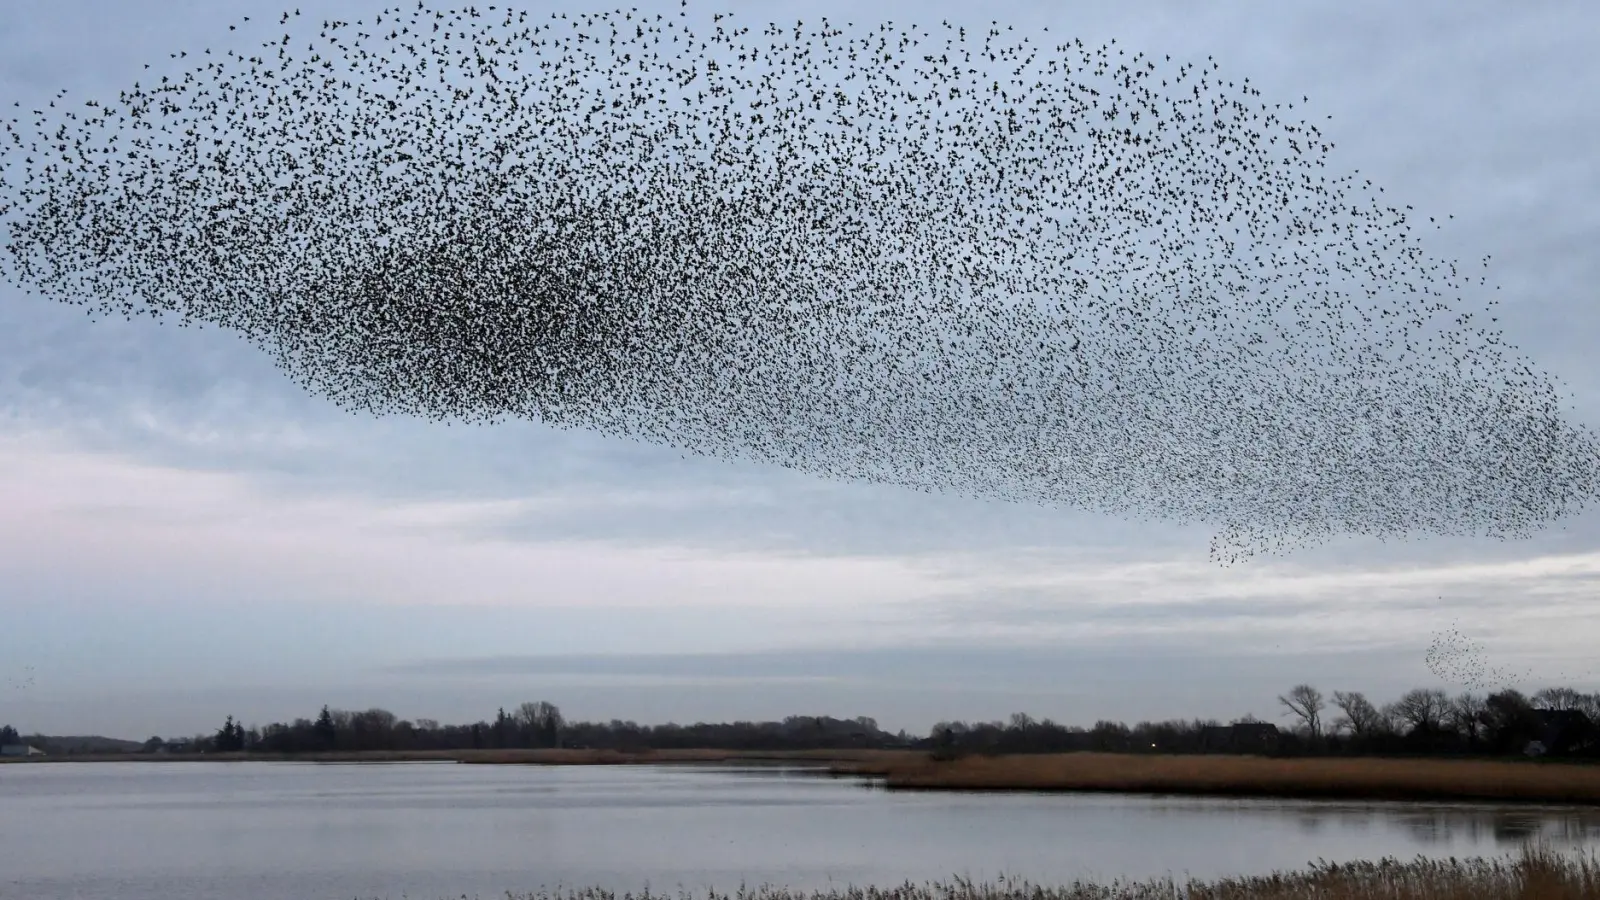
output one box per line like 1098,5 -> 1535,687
2,761 -> 1598,900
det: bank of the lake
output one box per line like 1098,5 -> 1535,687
0,747 -> 887,765
9,748 -> 1600,806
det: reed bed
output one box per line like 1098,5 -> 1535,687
838,753 -> 1600,805
465,843 -> 1600,900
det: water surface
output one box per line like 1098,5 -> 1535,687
2,761 -> 1597,900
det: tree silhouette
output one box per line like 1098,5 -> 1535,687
1278,684 -> 1325,743
1330,690 -> 1383,739
214,715 -> 245,752
313,706 -> 337,750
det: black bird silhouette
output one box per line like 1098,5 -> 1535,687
6,665 -> 35,691
1427,616 -> 1598,694
0,3 -> 1594,566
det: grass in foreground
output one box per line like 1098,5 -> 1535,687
417,844 -> 1600,900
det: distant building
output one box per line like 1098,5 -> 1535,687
0,744 -> 44,757
1534,709 -> 1592,756
1198,725 -> 1233,752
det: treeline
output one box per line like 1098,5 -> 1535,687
126,703 -> 909,756
0,725 -> 142,755
927,685 -> 1600,761
8,684 -> 1597,761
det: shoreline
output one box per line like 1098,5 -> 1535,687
0,748 -> 892,768
9,748 -> 1600,806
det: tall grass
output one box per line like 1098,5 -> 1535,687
843,753 -> 1600,805
442,843 -> 1600,900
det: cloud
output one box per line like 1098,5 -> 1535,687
0,432 -> 963,618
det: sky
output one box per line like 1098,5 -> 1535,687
2,0 -> 1599,740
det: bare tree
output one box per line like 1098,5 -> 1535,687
517,701 -> 564,748
1579,693 -> 1600,722
1534,687 -> 1584,711
357,708 -> 396,731
1278,684 -> 1325,742
1378,702 -> 1405,734
1388,688 -> 1451,735
1446,693 -> 1488,744
1330,690 -> 1383,738
514,702 -> 542,728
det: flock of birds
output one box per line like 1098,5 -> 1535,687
0,2 -> 1596,563
1426,622 -> 1535,693
6,665 -> 35,691
1426,619 -> 1599,693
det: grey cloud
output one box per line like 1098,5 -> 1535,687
921,580 -> 1592,632
380,643 -> 1421,692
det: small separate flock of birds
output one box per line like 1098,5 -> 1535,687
1427,619 -> 1597,692
0,2 -> 1596,564
1427,622 -> 1532,693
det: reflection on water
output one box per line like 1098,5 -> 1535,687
1,762 -> 1597,900
1122,793 -> 1600,849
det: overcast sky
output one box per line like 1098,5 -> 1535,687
2,0 -> 1599,740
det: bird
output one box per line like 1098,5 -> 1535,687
1427,616 -> 1597,695
0,2 -> 1593,567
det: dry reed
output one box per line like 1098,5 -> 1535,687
474,843 -> 1600,900
846,753 -> 1600,805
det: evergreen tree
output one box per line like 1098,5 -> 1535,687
493,707 -> 511,748
313,705 -> 338,750
215,715 -> 245,752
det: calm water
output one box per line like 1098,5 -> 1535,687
3,762 -> 1599,900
